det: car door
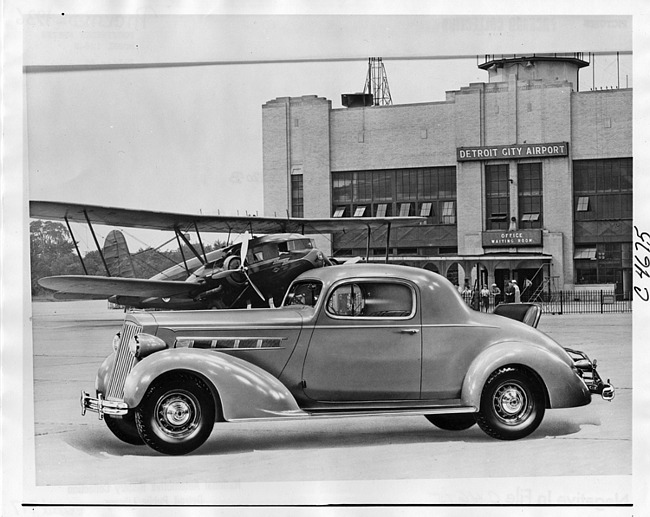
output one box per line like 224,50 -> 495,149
301,279 -> 422,401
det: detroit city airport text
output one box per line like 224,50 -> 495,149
458,143 -> 568,161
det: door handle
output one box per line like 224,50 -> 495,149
399,328 -> 420,334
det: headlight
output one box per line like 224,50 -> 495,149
128,333 -> 168,359
112,332 -> 121,352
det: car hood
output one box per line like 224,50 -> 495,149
126,306 -> 310,334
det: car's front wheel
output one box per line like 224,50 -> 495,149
135,374 -> 215,455
425,413 -> 476,431
475,366 -> 545,440
104,412 -> 144,445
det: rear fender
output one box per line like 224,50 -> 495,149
122,348 -> 304,420
460,341 -> 591,409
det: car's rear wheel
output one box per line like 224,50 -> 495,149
476,366 -> 545,440
135,374 -> 215,455
104,412 -> 144,445
425,413 -> 476,431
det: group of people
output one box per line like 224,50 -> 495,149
458,278 -> 523,312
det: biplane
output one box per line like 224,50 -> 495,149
30,200 -> 424,310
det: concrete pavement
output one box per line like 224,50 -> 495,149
25,300 -> 632,506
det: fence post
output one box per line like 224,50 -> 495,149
600,290 -> 603,314
559,290 -> 563,315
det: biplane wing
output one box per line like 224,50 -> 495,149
38,275 -> 198,299
30,200 -> 426,310
29,200 -> 425,234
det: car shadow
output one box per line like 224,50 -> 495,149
65,411 -> 601,458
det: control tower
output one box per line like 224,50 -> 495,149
478,53 -> 590,90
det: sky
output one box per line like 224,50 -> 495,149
19,12 -> 634,252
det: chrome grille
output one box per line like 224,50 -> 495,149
106,321 -> 142,400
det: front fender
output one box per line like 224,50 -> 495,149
95,352 -> 116,394
460,341 -> 591,409
122,348 -> 305,421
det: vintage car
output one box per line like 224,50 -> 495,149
81,264 -> 615,455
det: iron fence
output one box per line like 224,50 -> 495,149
536,290 -> 632,314
462,290 -> 632,314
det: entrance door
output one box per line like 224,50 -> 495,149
495,269 -> 511,296
302,279 -> 422,402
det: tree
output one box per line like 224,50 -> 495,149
30,220 -> 82,296
30,220 -> 230,297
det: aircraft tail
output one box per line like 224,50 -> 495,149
103,230 -> 136,278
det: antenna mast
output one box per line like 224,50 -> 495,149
363,57 -> 393,106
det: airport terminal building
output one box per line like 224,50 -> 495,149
262,54 -> 632,297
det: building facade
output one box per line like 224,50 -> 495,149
262,54 -> 632,298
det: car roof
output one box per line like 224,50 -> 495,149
297,263 -> 442,284
293,263 -> 471,321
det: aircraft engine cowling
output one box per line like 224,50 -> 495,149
222,255 -> 246,286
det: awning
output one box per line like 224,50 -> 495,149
366,254 -> 552,263
574,248 -> 597,260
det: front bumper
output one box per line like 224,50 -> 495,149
565,348 -> 615,401
81,390 -> 129,419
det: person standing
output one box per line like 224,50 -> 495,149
504,281 -> 515,303
460,278 -> 472,307
523,277 -> 533,302
491,283 -> 501,306
480,284 -> 490,312
513,280 -> 521,303
461,283 -> 472,306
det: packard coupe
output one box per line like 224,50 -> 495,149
81,264 -> 614,455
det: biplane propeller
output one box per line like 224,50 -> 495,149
30,200 -> 425,310
210,232 -> 265,301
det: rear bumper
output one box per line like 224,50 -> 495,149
80,390 -> 129,419
565,348 -> 615,401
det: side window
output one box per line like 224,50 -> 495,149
284,281 -> 322,307
326,282 -> 414,318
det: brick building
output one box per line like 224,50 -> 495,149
262,54 -> 632,298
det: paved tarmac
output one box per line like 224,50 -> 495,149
25,300 -> 632,506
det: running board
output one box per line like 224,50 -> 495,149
226,406 -> 477,423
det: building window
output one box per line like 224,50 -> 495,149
375,203 -> 389,217
399,203 -> 412,216
486,164 -> 510,230
419,202 -> 433,217
331,167 -> 456,226
518,163 -> 543,229
574,158 -> 633,221
353,171 -> 372,202
291,174 -> 304,218
372,171 -> 393,201
332,172 -> 353,204
353,206 -> 367,217
573,158 -> 632,290
441,201 -> 456,224
396,169 -> 419,201
577,196 -> 590,212
333,206 -> 346,218
575,243 -> 630,286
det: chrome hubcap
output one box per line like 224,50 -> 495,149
493,382 -> 531,425
165,400 -> 192,426
155,391 -> 200,439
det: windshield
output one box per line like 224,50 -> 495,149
250,238 -> 315,263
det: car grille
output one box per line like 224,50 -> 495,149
106,321 -> 142,400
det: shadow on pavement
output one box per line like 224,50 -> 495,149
64,410 -> 600,458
